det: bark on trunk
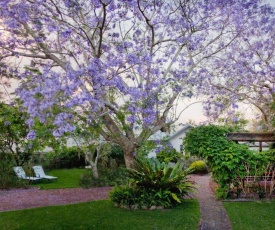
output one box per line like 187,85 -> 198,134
90,163 -> 99,179
84,151 -> 99,179
124,152 -> 137,169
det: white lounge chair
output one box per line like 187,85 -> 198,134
33,165 -> 58,180
13,166 -> 41,181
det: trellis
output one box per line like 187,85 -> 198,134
226,132 -> 275,151
226,132 -> 275,197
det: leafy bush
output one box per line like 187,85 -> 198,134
185,125 -> 275,199
109,158 -> 194,209
109,186 -> 174,209
109,144 -> 124,165
0,102 -> 36,166
44,146 -> 86,169
215,187 -> 229,200
156,147 -> 183,163
79,166 -> 127,188
189,160 -> 208,174
184,125 -> 256,188
0,153 -> 28,189
109,185 -> 137,207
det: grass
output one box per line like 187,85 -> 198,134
0,200 -> 200,230
223,200 -> 275,230
31,168 -> 90,190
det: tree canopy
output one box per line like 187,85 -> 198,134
0,0 -> 274,168
0,102 -> 36,166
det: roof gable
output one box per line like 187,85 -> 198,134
168,124 -> 194,140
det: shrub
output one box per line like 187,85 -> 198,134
44,146 -> 86,169
0,153 -> 28,189
79,166 -> 127,188
215,187 -> 229,200
109,185 -> 137,207
156,147 -> 183,163
109,158 -> 194,209
109,186 -> 174,209
109,144 -> 124,165
184,125 -> 255,188
189,160 -> 208,174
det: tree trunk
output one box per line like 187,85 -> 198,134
124,153 -> 136,169
90,163 -> 99,179
84,151 -> 99,179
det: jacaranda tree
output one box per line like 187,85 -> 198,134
198,3 -> 275,130
0,0 -> 273,168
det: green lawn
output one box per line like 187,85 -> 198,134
223,200 -> 275,230
0,200 -> 200,230
31,168 -> 90,189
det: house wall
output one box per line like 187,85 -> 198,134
148,126 -> 193,158
169,132 -> 187,153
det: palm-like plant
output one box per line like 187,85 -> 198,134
127,158 -> 195,203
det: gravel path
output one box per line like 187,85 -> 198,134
0,174 -> 232,230
0,187 -> 112,212
193,174 -> 232,230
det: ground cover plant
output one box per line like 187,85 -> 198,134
223,200 -> 275,230
0,200 -> 200,230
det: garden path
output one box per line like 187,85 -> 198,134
1,174 -> 232,230
0,187 -> 112,212
192,174 -> 232,230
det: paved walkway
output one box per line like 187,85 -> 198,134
193,174 -> 232,230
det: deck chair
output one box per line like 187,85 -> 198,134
13,166 -> 41,181
33,165 -> 58,180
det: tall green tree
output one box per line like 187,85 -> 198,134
0,102 -> 37,166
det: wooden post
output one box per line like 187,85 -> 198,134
259,142 -> 262,152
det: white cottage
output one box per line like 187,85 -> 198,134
148,124 -> 194,158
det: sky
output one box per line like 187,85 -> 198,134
269,0 -> 275,6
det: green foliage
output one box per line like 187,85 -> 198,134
79,167 -> 127,188
0,152 -> 28,189
136,140 -> 157,158
109,186 -> 175,208
189,160 -> 208,174
109,185 -> 137,207
109,144 -> 124,165
44,146 -> 86,169
217,112 -> 248,132
0,102 -> 36,166
184,125 -> 259,189
156,147 -> 183,163
184,125 -> 232,160
215,187 -> 229,200
109,158 -> 194,209
128,158 -> 193,193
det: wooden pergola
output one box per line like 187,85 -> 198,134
226,132 -> 275,151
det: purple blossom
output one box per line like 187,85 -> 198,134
4,121 -> 11,126
0,0 -> 272,146
27,130 -> 36,140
